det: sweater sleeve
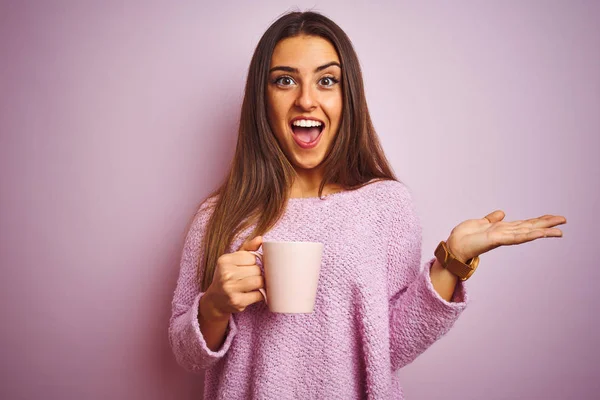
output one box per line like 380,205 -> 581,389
386,184 -> 469,371
168,200 -> 238,372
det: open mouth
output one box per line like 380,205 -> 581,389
290,118 -> 324,148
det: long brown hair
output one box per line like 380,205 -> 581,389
198,11 -> 397,291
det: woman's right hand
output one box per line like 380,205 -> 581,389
199,236 -> 265,322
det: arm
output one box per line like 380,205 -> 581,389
386,186 -> 468,371
168,202 -> 238,372
429,258 -> 460,302
198,295 -> 230,351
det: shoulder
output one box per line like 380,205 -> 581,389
197,195 -> 219,215
186,194 -> 220,237
340,178 -> 417,214
371,179 -> 413,198
370,179 -> 421,230
342,179 -> 420,226
365,179 -> 417,212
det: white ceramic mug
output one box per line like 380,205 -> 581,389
249,241 -> 323,313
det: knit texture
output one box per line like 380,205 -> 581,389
169,179 -> 468,399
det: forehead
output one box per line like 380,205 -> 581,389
270,35 -> 340,68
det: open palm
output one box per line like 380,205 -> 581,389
446,210 -> 567,262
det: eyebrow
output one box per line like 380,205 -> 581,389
269,61 -> 341,74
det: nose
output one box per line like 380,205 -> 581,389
294,83 -> 317,111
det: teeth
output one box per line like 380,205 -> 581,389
292,119 -> 323,128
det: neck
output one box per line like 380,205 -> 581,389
289,167 -> 342,198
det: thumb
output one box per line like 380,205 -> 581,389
484,210 -> 505,224
239,236 -> 263,252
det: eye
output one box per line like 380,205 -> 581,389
274,76 -> 296,87
319,76 -> 339,87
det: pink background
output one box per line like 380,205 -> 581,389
1,1 -> 598,399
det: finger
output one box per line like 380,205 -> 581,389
514,230 -> 546,243
237,291 -> 265,307
229,250 -> 261,266
538,214 -> 567,224
509,227 -> 539,235
507,226 -> 556,236
484,210 -> 505,224
238,236 -> 263,252
497,230 -> 544,245
235,275 -> 265,292
521,228 -> 563,240
233,265 -> 262,280
542,228 -> 563,237
506,220 -> 525,226
540,215 -> 567,227
498,228 -> 562,246
524,216 -> 568,230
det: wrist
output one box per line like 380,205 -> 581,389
436,239 -> 480,281
446,236 -> 470,263
199,293 -> 230,323
431,257 -> 459,281
430,257 -> 459,302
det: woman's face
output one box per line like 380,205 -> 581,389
266,35 -> 342,172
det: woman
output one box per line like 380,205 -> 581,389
169,11 -> 566,399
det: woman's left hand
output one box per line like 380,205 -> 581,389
446,210 -> 567,262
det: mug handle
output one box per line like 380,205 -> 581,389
248,250 -> 267,305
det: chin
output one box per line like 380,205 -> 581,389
292,156 -> 325,170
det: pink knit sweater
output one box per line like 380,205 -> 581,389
169,179 -> 468,399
